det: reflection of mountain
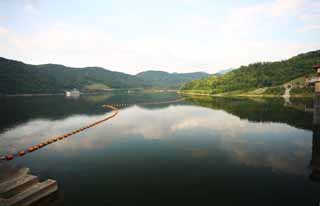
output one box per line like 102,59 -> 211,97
0,92 -> 181,131
1,93 -> 314,133
1,105 -> 311,177
0,95 -> 112,131
185,96 -> 313,131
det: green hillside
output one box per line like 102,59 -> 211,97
0,57 -> 147,94
136,70 -> 210,89
181,50 -> 320,94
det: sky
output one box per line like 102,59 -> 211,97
0,0 -> 319,74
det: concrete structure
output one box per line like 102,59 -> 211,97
310,125 -> 320,182
314,93 -> 320,125
305,64 -> 320,125
306,64 -> 320,93
307,65 -> 320,182
0,164 -> 58,206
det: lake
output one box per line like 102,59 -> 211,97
0,92 -> 319,205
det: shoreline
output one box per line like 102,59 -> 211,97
3,93 -> 65,97
178,91 -> 313,98
1,90 -> 179,97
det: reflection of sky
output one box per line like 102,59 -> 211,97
0,105 -> 312,175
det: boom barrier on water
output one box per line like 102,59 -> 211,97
0,98 -> 185,162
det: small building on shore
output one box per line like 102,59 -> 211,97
65,89 -> 80,97
306,64 -> 320,93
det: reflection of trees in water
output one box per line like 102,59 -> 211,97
185,96 -> 313,131
185,95 -> 320,183
0,92 -> 180,131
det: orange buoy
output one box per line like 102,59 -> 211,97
19,150 -> 26,156
6,155 -> 13,160
0,104 -> 120,161
28,147 -> 34,152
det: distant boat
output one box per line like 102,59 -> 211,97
65,89 -> 80,97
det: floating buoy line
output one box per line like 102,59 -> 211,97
0,98 -> 185,162
109,98 -> 185,107
0,105 -> 118,162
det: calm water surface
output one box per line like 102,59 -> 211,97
0,92 -> 319,205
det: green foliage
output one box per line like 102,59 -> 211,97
182,50 -> 320,94
136,70 -> 210,89
0,58 -> 211,94
0,58 -> 148,94
83,83 -> 110,91
291,87 -> 314,96
184,96 -> 313,130
263,87 -> 285,95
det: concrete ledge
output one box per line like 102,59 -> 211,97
0,175 -> 38,198
0,164 -> 58,206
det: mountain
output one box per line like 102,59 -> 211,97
136,70 -> 210,89
181,50 -> 320,94
0,57 -> 147,94
0,57 -> 210,94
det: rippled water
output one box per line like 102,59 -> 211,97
0,92 -> 319,205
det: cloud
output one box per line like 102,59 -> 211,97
299,24 -> 320,32
0,26 -> 9,36
0,105 -> 312,175
219,0 -> 317,37
0,0 -> 319,73
25,0 -> 39,14
298,1 -> 320,32
270,0 -> 305,16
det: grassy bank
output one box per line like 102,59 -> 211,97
180,86 -> 314,98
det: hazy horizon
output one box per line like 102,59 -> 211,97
1,0 -> 319,74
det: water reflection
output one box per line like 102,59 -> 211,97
0,93 -> 319,205
0,101 -> 312,175
0,92 -> 180,131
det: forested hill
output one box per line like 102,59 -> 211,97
136,70 -> 210,89
0,57 -> 147,94
181,50 -> 320,94
0,57 -> 210,94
